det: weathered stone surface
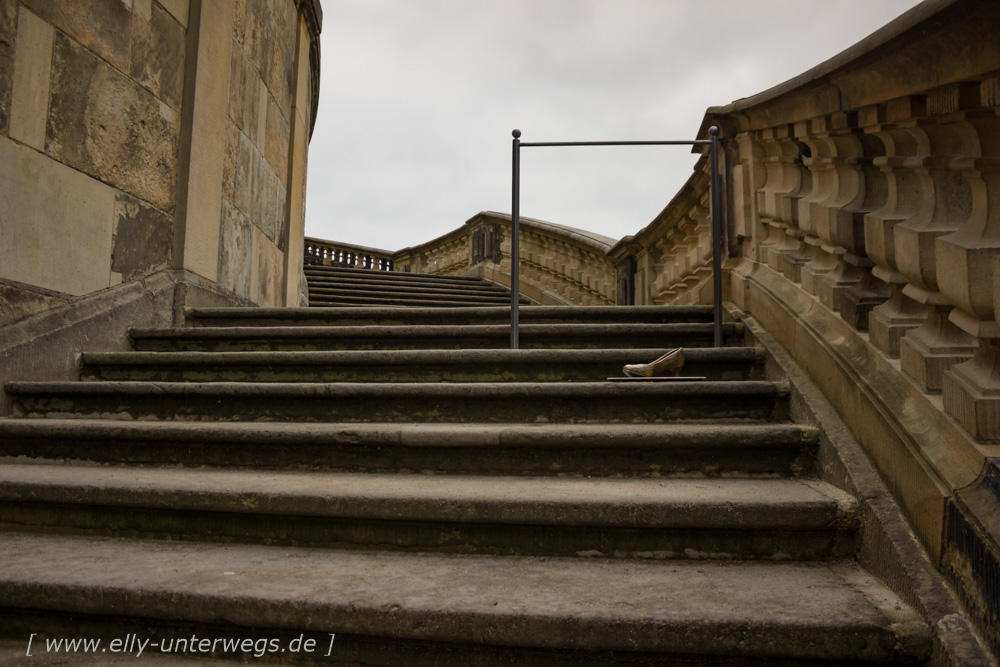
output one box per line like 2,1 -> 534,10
221,119 -> 238,202
9,5 -> 53,150
251,227 -> 283,307
157,0 -> 188,28
129,0 -> 186,111
233,128 -> 286,248
264,91 -> 289,182
46,32 -> 179,212
23,0 -> 131,73
228,43 -> 260,146
111,193 -> 173,281
0,0 -> 17,136
218,199 -> 252,299
233,128 -> 259,220
263,163 -> 286,248
0,279 -> 70,327
239,0 -> 296,119
0,135 -> 115,296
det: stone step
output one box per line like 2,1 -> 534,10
186,305 -> 717,326
309,284 -> 515,302
0,420 -> 819,476
0,462 -> 857,559
0,533 -> 931,664
128,322 -> 745,351
305,265 -> 487,285
79,347 -> 763,383
307,293 -> 521,308
306,273 -> 512,295
7,380 -> 788,423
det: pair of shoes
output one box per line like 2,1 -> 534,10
623,348 -> 685,377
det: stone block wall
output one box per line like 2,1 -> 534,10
0,0 -> 187,323
0,0 -> 321,326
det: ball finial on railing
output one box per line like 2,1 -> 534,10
708,126 -> 719,137
512,129 -> 522,139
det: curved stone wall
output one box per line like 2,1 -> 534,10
699,0 -> 1000,652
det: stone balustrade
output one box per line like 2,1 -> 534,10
610,156 -> 715,306
311,212 -> 627,306
310,193 -> 720,309
723,72 -> 1000,438
304,237 -> 394,271
708,2 -> 1000,650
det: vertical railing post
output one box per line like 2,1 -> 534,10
709,126 -> 723,348
511,129 -> 521,350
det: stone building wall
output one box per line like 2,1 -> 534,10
0,0 -> 320,325
0,0 -> 321,416
0,0 -> 188,324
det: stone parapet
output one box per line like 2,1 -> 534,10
312,200 -> 721,309
703,0 -> 1000,653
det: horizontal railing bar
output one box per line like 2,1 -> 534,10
520,140 -> 709,147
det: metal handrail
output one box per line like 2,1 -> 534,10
510,126 -> 723,349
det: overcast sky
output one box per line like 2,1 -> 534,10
304,0 -> 924,251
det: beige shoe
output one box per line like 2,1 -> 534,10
623,348 -> 685,377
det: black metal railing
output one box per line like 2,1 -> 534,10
510,127 -> 723,349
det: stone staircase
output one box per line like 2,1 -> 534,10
0,303 -> 941,664
306,266 -> 527,307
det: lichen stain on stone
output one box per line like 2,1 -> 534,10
23,0 -> 132,72
47,32 -> 178,212
111,193 -> 172,281
128,0 -> 186,111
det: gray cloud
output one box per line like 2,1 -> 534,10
305,0 -> 923,250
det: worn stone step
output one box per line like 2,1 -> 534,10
306,274 -> 512,295
305,265 -> 487,284
0,462 -> 857,559
186,305 -> 717,327
79,348 -> 763,383
128,322 -> 745,351
0,533 -> 931,664
7,380 -> 788,423
0,420 -> 819,476
309,285 -> 516,303
307,293 -> 522,308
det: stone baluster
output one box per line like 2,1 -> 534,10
936,76 -> 1000,438
652,237 -> 675,304
865,96 -> 931,356
796,114 -> 866,312
895,83 -> 980,392
731,130 -> 766,262
838,110 -> 890,330
795,118 -> 840,297
757,129 -> 806,273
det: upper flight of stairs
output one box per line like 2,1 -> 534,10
0,303 -> 944,664
306,265 -> 528,307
